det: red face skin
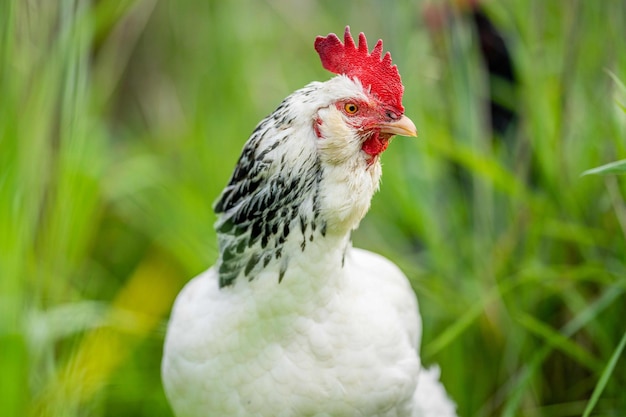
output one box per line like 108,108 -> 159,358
334,99 -> 402,157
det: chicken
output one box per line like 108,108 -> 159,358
161,27 -> 457,417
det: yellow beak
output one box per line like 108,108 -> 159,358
378,115 -> 417,137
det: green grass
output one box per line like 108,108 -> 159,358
1,0 -> 625,416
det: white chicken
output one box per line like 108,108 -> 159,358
162,27 -> 457,417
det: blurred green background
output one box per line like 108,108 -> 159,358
1,0 -> 625,416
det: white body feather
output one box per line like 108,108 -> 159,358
163,248 -> 456,417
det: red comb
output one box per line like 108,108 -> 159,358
314,26 -> 405,113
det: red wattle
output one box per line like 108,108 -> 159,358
362,132 -> 389,156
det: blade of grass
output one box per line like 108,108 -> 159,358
581,329 -> 626,417
501,284 -> 625,417
515,312 -> 603,372
581,159 -> 626,176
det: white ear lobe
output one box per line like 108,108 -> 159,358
315,107 -> 362,166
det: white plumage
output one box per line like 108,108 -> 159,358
162,27 -> 457,417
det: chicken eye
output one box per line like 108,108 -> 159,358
344,103 -> 359,114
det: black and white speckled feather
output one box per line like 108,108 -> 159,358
213,85 -> 326,287
213,78 -> 380,288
